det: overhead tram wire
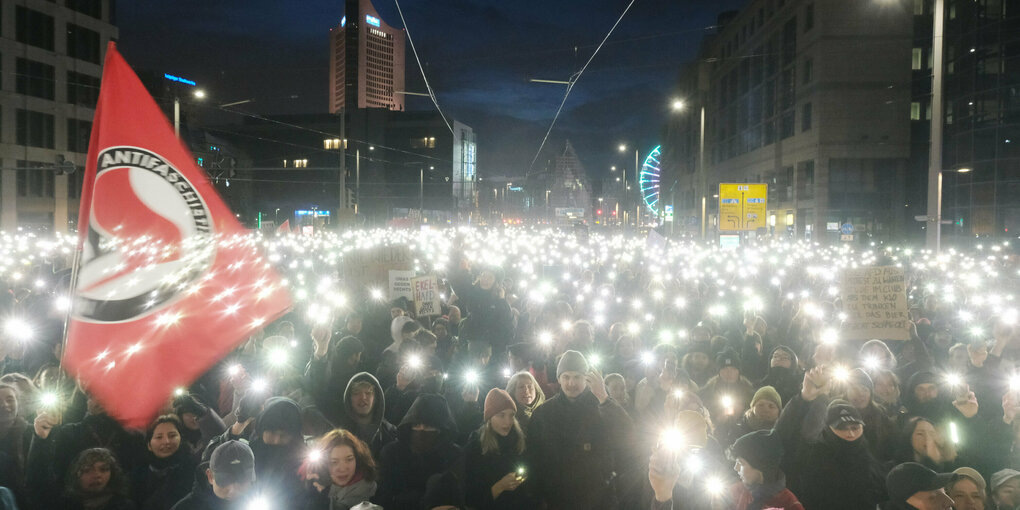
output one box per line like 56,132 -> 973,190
527,0 -> 637,175
394,0 -> 453,134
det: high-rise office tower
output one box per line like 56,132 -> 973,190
329,0 -> 405,113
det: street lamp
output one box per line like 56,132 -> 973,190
671,99 -> 685,111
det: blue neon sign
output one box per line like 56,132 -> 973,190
163,73 -> 196,86
365,15 -> 380,27
341,16 -> 346,28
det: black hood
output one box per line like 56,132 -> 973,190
770,345 -> 799,368
252,397 -> 302,440
902,371 -> 945,419
343,372 -> 386,429
396,393 -> 457,444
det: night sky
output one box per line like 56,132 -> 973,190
117,0 -> 745,184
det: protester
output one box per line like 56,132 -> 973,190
725,430 -> 804,510
171,440 -> 256,510
504,372 -> 544,432
464,389 -> 536,509
885,462 -> 955,510
376,394 -> 461,510
62,448 -> 135,510
335,373 -> 397,459
131,415 -> 195,510
775,368 -> 888,510
303,429 -> 378,510
527,351 -> 632,510
990,469 -> 1020,510
946,467 -> 987,510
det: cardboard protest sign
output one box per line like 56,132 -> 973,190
840,266 -> 910,341
412,274 -> 441,317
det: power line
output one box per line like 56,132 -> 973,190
394,0 -> 453,134
527,0 -> 637,175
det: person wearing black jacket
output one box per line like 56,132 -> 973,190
334,372 -> 397,459
306,323 -> 364,425
62,448 -> 136,510
171,440 -> 257,510
527,351 -> 633,510
27,397 -> 144,508
131,415 -> 195,510
449,261 -> 513,353
758,346 -> 803,406
775,367 -> 887,510
375,393 -> 462,510
464,389 -> 537,510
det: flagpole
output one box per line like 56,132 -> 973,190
53,236 -> 85,419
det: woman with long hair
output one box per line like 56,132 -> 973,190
464,389 -> 536,509
131,415 -> 195,510
303,429 -> 377,510
505,372 -> 545,432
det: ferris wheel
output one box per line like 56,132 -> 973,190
639,145 -> 662,215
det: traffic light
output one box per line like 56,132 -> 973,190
596,209 -> 603,216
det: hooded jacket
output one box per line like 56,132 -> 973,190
526,388 -> 633,510
376,394 -> 462,510
758,346 -> 803,405
335,372 -> 398,459
248,398 -> 305,503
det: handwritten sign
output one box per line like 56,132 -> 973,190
840,266 -> 910,341
341,245 -> 412,295
411,275 -> 441,317
389,270 -> 414,300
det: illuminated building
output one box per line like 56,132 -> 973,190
329,0 -> 406,113
0,0 -> 118,232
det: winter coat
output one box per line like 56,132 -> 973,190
776,395 -> 887,510
170,462 -> 244,510
302,477 -> 377,510
62,493 -> 138,510
305,343 -> 360,425
333,372 -> 398,459
131,448 -> 196,510
464,428 -> 538,510
758,347 -> 803,405
376,394 -> 462,510
26,413 -> 145,506
526,389 -> 633,510
247,398 -> 305,503
858,401 -> 897,461
449,268 -> 513,352
727,475 -> 804,510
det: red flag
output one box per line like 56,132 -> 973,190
65,43 -> 291,428
276,219 -> 290,235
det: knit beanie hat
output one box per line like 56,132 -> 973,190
750,386 -> 782,409
484,388 -> 517,423
849,368 -> 874,392
336,336 -> 365,361
716,348 -> 741,371
557,350 -> 589,378
730,430 -> 784,474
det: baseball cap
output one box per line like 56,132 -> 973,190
886,462 -> 954,503
952,467 -> 987,493
826,399 -> 864,429
991,469 -> 1020,492
209,440 -> 255,486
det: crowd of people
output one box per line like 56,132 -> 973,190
0,229 -> 1016,510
